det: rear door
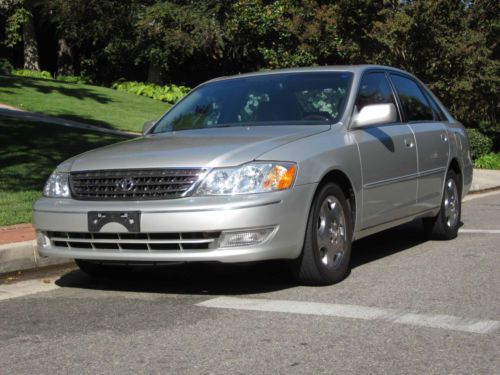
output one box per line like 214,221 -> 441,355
388,74 -> 449,211
351,72 -> 418,229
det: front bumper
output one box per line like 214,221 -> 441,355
33,184 -> 317,263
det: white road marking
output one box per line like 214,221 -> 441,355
197,297 -> 500,334
459,229 -> 500,234
0,279 -> 59,301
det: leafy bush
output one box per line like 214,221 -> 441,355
467,128 -> 493,160
12,69 -> 52,80
111,81 -> 190,104
56,75 -> 91,84
474,153 -> 500,170
0,59 -> 14,75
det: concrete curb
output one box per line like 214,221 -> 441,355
0,240 -> 71,275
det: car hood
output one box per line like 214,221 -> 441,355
65,125 -> 331,171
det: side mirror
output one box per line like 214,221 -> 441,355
352,103 -> 397,128
142,120 -> 156,135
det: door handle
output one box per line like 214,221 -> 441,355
404,138 -> 414,148
440,133 -> 448,142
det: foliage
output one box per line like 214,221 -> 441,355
0,58 -> 14,75
467,128 -> 493,160
12,69 -> 51,79
370,0 -> 499,135
111,81 -> 190,104
1,1 -> 29,48
134,0 -> 224,83
40,0 -> 139,83
11,69 -> 91,84
0,75 -> 168,132
56,74 -> 91,84
474,153 -> 500,170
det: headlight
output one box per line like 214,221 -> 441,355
43,171 -> 70,198
196,162 -> 297,195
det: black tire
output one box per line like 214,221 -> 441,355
423,169 -> 461,240
292,182 -> 353,285
75,259 -> 132,278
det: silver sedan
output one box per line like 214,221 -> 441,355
34,65 -> 473,285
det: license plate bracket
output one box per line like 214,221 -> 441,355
88,211 -> 141,233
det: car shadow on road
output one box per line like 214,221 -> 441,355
55,220 -> 440,295
350,220 -> 427,268
55,260 -> 296,295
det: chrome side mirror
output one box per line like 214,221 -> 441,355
352,103 -> 397,128
142,120 -> 156,135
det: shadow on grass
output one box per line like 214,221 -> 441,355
0,108 -> 116,130
0,115 -> 126,194
0,75 -> 111,104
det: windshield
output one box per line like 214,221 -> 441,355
152,72 -> 353,134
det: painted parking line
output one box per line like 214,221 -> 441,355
0,279 -> 59,302
197,297 -> 500,334
459,229 -> 500,234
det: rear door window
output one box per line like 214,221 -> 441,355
389,74 -> 434,122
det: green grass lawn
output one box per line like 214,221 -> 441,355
0,75 -> 169,133
0,115 -> 127,226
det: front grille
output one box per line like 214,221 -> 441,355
47,231 -> 221,251
69,168 -> 205,201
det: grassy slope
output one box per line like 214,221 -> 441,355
0,75 -> 169,133
0,116 -> 127,226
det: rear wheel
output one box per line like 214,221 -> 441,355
75,259 -> 132,278
292,182 -> 353,285
423,169 -> 461,240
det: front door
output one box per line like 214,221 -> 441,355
351,72 -> 418,229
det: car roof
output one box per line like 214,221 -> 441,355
203,65 -> 411,85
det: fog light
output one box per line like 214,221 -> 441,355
219,227 -> 276,248
36,231 -> 48,247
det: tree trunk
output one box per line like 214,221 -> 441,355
147,63 -> 161,84
23,12 -> 40,70
57,38 -> 74,76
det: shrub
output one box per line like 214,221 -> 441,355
111,80 -> 190,104
12,69 -> 52,80
0,58 -> 14,75
466,128 -> 493,160
56,75 -> 91,84
474,153 -> 500,170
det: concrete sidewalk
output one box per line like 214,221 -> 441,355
470,168 -> 500,193
1,168 -> 500,275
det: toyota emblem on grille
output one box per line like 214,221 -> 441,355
117,177 -> 135,192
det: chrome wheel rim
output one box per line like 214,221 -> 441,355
316,196 -> 347,269
444,178 -> 459,229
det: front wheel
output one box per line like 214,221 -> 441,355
423,169 -> 461,240
292,182 -> 353,285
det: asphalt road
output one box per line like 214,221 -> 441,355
1,192 -> 499,374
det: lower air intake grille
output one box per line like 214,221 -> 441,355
47,231 -> 221,251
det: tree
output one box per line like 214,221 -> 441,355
1,0 -> 40,70
41,0 -> 140,81
134,1 -> 225,84
370,0 -> 499,133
